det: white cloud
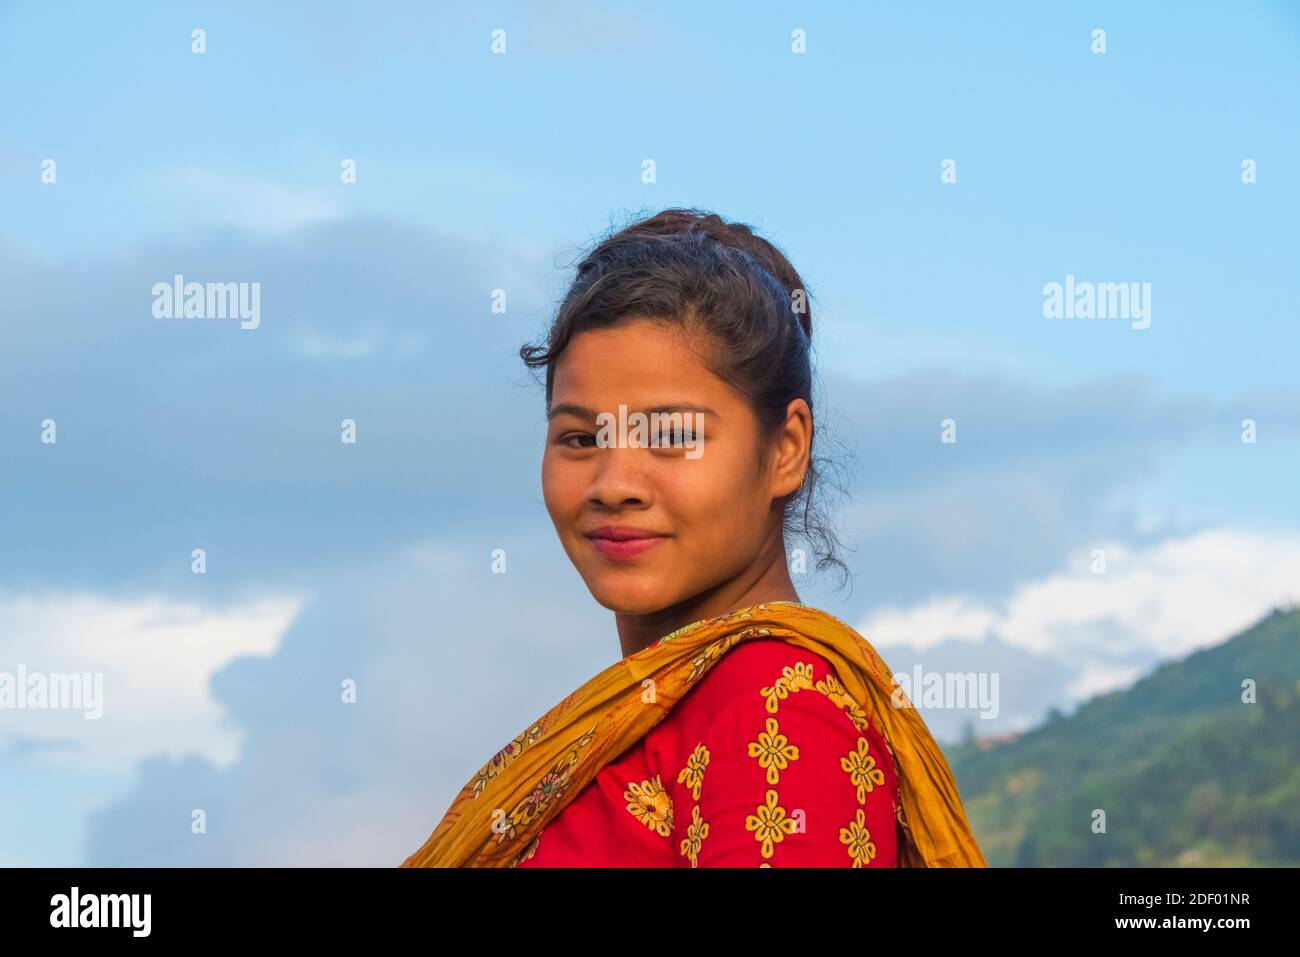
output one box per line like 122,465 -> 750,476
855,595 -> 998,648
0,591 -> 302,771
1065,662 -> 1147,702
857,527 -> 1300,700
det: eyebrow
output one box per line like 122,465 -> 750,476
547,403 -> 718,421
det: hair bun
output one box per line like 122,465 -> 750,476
630,208 -> 811,339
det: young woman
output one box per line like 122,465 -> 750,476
401,209 -> 985,868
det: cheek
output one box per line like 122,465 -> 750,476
674,453 -> 767,541
540,451 -> 577,522
540,455 -> 566,514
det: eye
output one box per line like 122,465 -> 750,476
659,424 -> 699,447
559,432 -> 597,449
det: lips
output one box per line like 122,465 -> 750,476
585,525 -> 670,560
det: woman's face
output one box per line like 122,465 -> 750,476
542,318 -> 793,615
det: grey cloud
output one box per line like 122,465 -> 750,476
84,535 -> 614,865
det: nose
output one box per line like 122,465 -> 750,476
587,446 -> 653,511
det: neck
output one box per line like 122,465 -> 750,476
615,541 -> 800,658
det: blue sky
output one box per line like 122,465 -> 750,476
1,0 -> 1298,866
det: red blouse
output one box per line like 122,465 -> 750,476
515,638 -> 903,867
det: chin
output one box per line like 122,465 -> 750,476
584,575 -> 678,616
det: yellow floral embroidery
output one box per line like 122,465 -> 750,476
815,672 -> 848,699
687,635 -> 740,683
624,775 -> 674,836
679,804 -> 709,866
497,725 -> 595,844
748,716 -> 800,785
760,662 -> 816,713
760,677 -> 793,713
839,808 -> 878,867
840,737 -> 886,804
786,662 -> 816,690
684,627 -> 774,682
746,789 -> 798,859
814,674 -> 871,731
472,722 -> 545,798
677,743 -> 710,799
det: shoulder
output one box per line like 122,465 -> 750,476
669,638 -> 861,736
651,638 -> 903,867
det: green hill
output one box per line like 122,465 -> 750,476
946,606 -> 1300,866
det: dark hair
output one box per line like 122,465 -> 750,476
520,207 -> 850,584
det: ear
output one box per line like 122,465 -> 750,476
769,398 -> 812,498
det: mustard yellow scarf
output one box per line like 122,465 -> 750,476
401,601 -> 986,867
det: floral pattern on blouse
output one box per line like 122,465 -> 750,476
677,743 -> 710,800
679,804 -> 710,867
747,717 -> 800,785
515,640 -> 901,868
624,775 -> 674,836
